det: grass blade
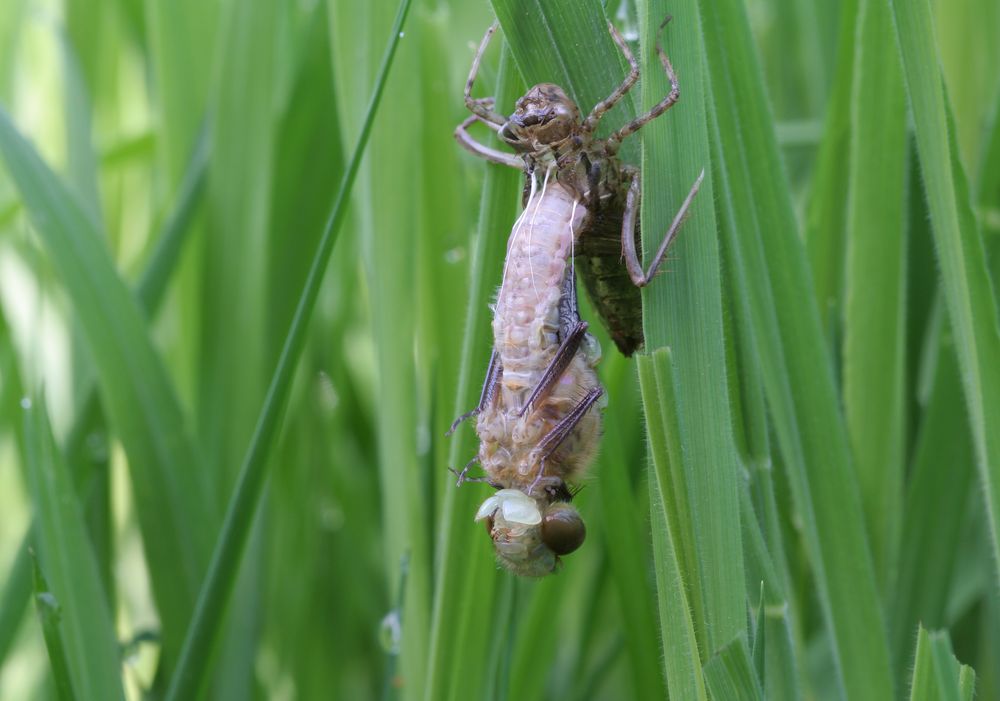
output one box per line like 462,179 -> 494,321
595,354 -> 667,699
698,0 -> 894,694
888,0 -> 1000,587
892,321 -> 975,673
30,554 -> 77,701
638,0 -> 746,654
424,44 -> 522,701
803,0 -> 858,332
163,1 -> 413,696
638,349 -> 708,701
703,636 -> 765,701
843,0 -> 907,593
909,627 -> 974,701
0,538 -> 30,667
23,397 -> 123,700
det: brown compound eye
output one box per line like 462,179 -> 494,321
541,504 -> 586,555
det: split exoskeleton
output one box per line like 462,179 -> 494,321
450,17 -> 703,577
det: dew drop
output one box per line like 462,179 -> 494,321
379,609 -> 402,655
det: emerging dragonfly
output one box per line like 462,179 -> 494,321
451,17 -> 701,576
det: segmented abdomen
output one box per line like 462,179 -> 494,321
477,181 -> 604,491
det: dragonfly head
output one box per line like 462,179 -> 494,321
475,488 -> 586,577
501,83 -> 581,152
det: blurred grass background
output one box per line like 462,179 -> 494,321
0,0 -> 999,699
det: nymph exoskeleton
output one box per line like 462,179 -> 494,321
456,17 -> 704,356
450,17 -> 701,577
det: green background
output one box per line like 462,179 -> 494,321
0,0 -> 998,698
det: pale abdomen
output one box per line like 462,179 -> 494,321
478,180 -> 603,491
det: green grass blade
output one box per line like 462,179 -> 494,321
703,636 -> 765,701
638,349 -> 708,701
23,397 -> 123,700
163,1 -> 412,696
356,4 -> 432,695
803,0 -> 858,332
843,0 -> 907,594
145,0 -> 217,182
595,354 -> 667,699
638,0 -> 746,654
197,1 -> 285,691
197,0 -> 280,491
698,0 -> 894,695
739,487 -> 801,701
58,35 -> 102,227
0,536 -> 30,667
424,44 -> 522,701
892,323 -> 975,673
888,0 -> 1000,585
30,554 -> 77,701
136,123 -> 209,315
0,107 -> 217,663
909,627 -> 973,701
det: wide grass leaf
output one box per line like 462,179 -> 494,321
843,0 -> 907,594
638,349 -> 708,701
24,397 -> 123,701
638,0 -> 746,655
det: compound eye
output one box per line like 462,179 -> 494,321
541,504 -> 586,555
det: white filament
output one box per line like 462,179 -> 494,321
498,170 -> 539,305
569,197 -> 579,285
526,164 -> 554,303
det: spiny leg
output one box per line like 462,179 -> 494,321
621,165 -> 704,287
582,20 -> 640,133
454,114 -> 523,168
607,16 -> 679,153
528,386 -> 604,495
447,349 -> 502,435
464,21 -> 507,125
518,320 -> 589,418
448,455 -> 492,487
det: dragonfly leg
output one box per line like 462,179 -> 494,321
607,16 -> 680,153
518,320 -> 589,418
582,21 -> 640,133
621,165 -> 704,287
527,386 -> 604,495
449,456 -> 491,487
464,22 -> 507,126
455,114 -> 523,168
447,349 -> 502,435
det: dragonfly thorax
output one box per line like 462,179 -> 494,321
501,83 -> 584,153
